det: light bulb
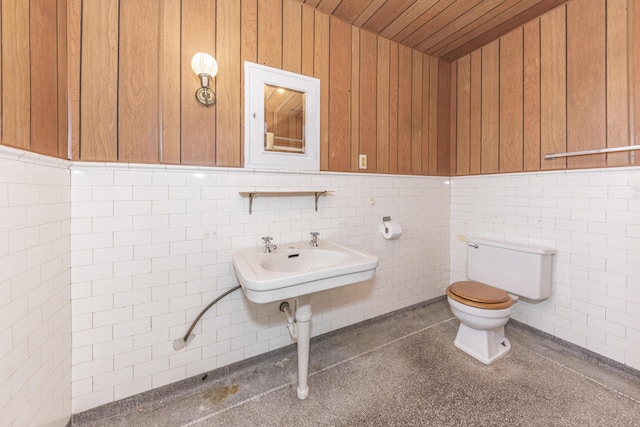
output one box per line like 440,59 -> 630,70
191,52 -> 218,78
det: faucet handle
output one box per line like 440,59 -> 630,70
309,231 -> 320,247
262,236 -> 277,253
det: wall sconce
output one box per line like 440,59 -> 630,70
191,52 -> 218,106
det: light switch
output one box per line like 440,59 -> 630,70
359,154 -> 367,169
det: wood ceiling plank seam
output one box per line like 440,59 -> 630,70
378,0 -> 439,40
431,0 -> 540,58
352,0 -> 387,27
296,0 -> 571,61
428,0 -> 533,58
360,0 -> 416,34
317,0 -> 343,15
401,0 -> 484,48
304,0 -> 323,8
418,0 -> 512,55
440,0 -> 568,61
332,0 -> 375,23
392,0 -> 456,43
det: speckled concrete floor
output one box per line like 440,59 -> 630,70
72,298 -> 640,427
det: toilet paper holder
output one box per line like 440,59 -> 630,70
381,216 -> 402,240
382,216 -> 391,233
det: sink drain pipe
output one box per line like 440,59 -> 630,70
173,285 -> 241,351
279,301 -> 297,341
277,298 -> 314,400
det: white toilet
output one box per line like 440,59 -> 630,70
447,238 -> 555,364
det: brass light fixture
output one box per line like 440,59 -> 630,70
191,52 -> 218,106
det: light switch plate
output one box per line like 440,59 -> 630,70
359,154 -> 367,169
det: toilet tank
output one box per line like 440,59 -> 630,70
467,238 -> 556,300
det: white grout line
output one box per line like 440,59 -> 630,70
180,317 -> 456,426
514,343 -> 640,405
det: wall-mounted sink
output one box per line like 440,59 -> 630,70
232,239 -> 378,400
232,240 -> 378,304
260,248 -> 351,273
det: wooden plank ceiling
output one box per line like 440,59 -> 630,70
296,0 -> 570,62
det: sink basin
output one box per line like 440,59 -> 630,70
232,239 -> 379,400
232,240 -> 378,304
260,248 -> 351,272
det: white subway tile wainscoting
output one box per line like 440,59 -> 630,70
2,144 -> 639,423
68,163 -> 450,412
450,169 -> 640,371
0,147 -> 71,426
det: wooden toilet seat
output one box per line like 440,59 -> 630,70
446,281 -> 514,310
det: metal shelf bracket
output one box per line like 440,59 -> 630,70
239,190 -> 333,215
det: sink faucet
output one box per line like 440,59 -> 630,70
309,232 -> 320,247
262,236 -> 277,253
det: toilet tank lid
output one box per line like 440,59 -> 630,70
467,238 -> 556,255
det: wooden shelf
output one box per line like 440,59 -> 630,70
238,190 -> 333,215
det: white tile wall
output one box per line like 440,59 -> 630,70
450,167 -> 640,370
0,146 -> 71,427
69,163 -> 451,412
3,143 -> 638,418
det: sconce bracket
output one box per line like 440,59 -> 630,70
196,87 -> 216,106
195,72 -> 215,106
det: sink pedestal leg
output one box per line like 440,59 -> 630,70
295,295 -> 312,399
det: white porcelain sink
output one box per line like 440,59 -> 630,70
260,248 -> 351,272
232,240 -> 378,304
232,238 -> 378,400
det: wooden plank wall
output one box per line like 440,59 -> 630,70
635,0 -> 640,153
0,0 -> 68,157
452,0 -> 639,175
8,0 -> 637,177
0,0 -> 446,174
6,0 -> 442,175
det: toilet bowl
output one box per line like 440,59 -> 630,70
446,281 -> 514,364
447,239 -> 555,364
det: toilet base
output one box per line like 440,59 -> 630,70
453,323 -> 511,364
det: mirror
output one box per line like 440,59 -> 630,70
245,62 -> 320,171
264,84 -> 305,153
